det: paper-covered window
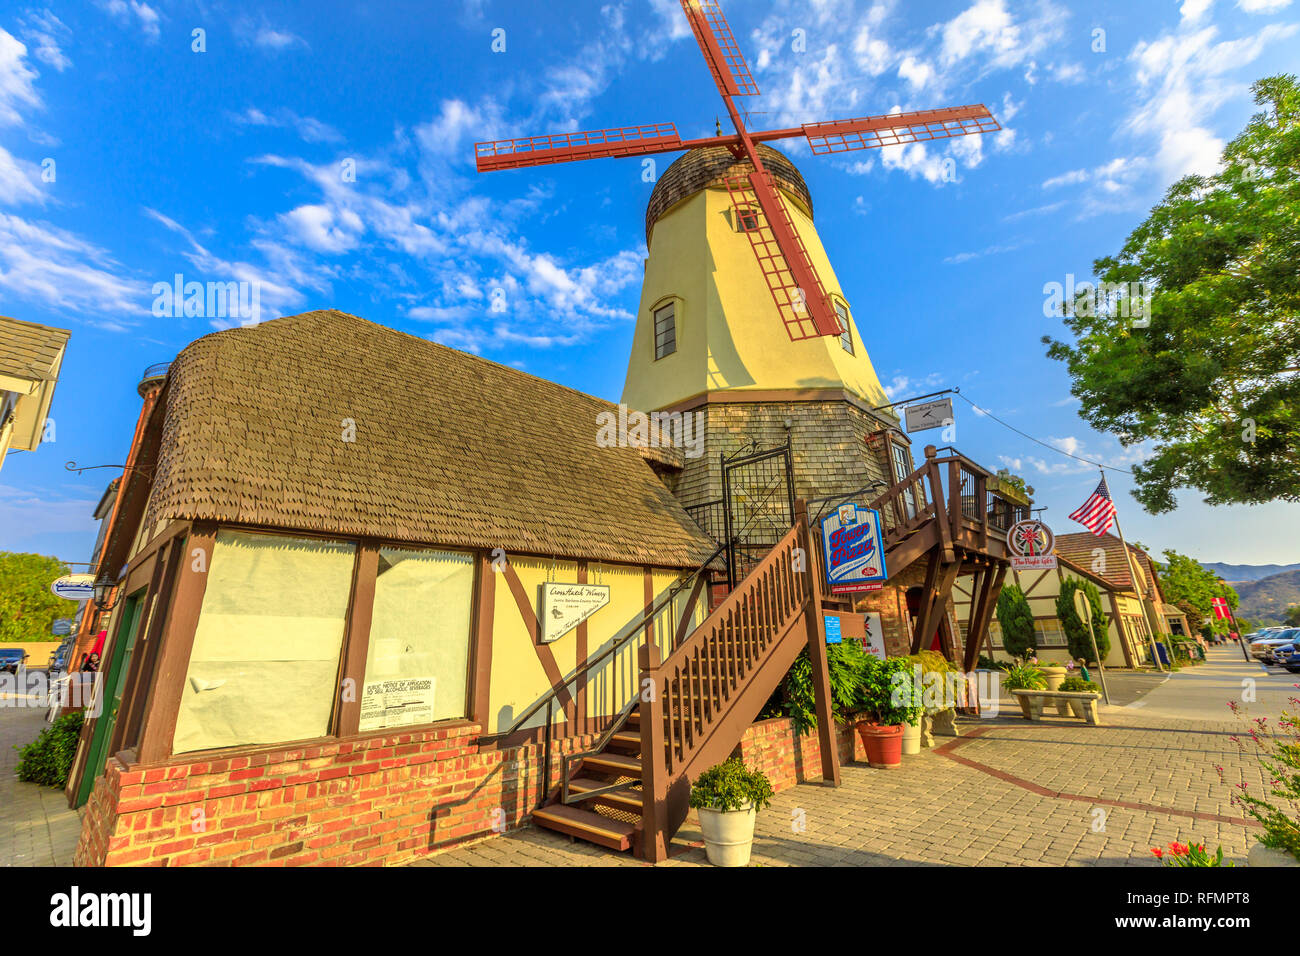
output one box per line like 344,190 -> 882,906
359,547 -> 475,731
172,531 -> 356,754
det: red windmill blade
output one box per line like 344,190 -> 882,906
473,0 -> 1000,343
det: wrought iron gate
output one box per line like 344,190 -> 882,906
720,441 -> 795,589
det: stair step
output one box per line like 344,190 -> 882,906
580,753 -> 642,777
533,804 -> 637,851
607,731 -> 641,752
567,777 -> 644,812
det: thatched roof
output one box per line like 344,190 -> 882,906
645,144 -> 812,245
144,310 -> 716,568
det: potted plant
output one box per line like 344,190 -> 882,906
1001,656 -> 1046,717
852,656 -> 923,769
907,650 -> 965,748
688,757 -> 774,867
1037,653 -> 1068,692
1059,675 -> 1101,717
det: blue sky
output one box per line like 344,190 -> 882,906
1,0 -> 1297,566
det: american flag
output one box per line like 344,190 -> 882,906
1069,475 -> 1118,535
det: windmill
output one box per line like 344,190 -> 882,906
475,0 -> 1000,344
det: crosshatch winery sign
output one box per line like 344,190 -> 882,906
820,504 -> 887,595
904,398 -> 954,434
359,677 -> 436,732
538,582 -> 611,643
1007,518 -> 1057,570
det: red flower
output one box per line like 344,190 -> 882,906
1151,847 -> 1164,859
1169,842 -> 1189,856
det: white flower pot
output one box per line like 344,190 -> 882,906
1248,843 -> 1300,867
697,804 -> 757,867
901,715 -> 923,755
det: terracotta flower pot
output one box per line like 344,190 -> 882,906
855,721 -> 904,769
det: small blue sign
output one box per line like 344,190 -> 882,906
824,616 -> 842,644
820,504 -> 887,594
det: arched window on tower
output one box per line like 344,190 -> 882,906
833,299 -> 854,354
653,300 -> 677,359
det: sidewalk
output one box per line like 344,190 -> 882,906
0,700 -> 82,867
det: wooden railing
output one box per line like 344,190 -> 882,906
638,513 -> 828,860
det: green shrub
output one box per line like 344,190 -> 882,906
14,710 -> 84,788
1221,706 -> 1300,861
689,757 -> 774,812
776,639 -> 871,736
1056,578 -> 1109,663
1059,676 -> 1100,693
854,655 -> 923,726
976,655 -> 1008,671
996,584 -> 1035,658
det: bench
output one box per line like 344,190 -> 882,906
1011,689 -> 1102,725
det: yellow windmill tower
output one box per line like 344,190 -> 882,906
622,143 -> 891,417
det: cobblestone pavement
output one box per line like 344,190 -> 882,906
414,650 -> 1291,868
0,693 -> 83,867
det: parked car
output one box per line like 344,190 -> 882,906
1251,628 -> 1300,662
1277,644 -> 1300,674
50,637 -> 74,672
0,648 -> 29,674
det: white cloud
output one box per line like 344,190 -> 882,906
97,1 -> 161,40
0,29 -> 41,126
19,11 -> 72,71
279,205 -> 364,254
0,212 -> 145,317
1126,22 -> 1297,182
1238,0 -> 1292,12
231,107 -> 342,143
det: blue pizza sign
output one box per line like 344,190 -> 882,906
820,504 -> 887,594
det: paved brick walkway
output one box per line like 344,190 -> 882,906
0,696 -> 83,867
411,710 -> 1277,868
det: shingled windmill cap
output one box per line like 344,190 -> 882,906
644,143 -> 813,246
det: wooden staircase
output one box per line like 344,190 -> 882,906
533,502 -> 839,860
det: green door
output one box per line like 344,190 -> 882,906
74,592 -> 145,807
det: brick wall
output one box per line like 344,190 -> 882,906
75,723 -> 599,867
736,717 -> 858,792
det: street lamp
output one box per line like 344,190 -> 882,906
92,577 -> 119,612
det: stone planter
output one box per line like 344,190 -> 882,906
1039,666 -> 1068,692
1247,843 -> 1300,867
698,804 -> 757,867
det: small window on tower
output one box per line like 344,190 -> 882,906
737,207 -> 759,232
834,300 -> 854,354
653,302 -> 677,359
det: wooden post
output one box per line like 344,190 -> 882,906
795,498 -> 840,787
638,642 -> 669,862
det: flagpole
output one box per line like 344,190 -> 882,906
1105,472 -> 1165,673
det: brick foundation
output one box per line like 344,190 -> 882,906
76,716 -> 874,866
736,717 -> 858,791
74,723 -> 600,867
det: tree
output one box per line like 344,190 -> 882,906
1285,605 -> 1300,627
1057,577 -> 1110,663
996,584 -> 1035,657
1156,550 -> 1239,636
1043,75 -> 1300,513
0,552 -> 77,643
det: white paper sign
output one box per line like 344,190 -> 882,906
904,398 -> 954,433
863,612 -> 887,660
359,676 -> 436,732
539,583 -> 611,643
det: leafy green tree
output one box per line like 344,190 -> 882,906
996,584 -> 1035,657
1044,75 -> 1300,513
0,552 -> 77,643
1285,605 -> 1300,627
1157,550 -> 1239,636
1056,577 -> 1110,663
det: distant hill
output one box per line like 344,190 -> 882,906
1234,569 -> 1300,623
1199,562 -> 1300,583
